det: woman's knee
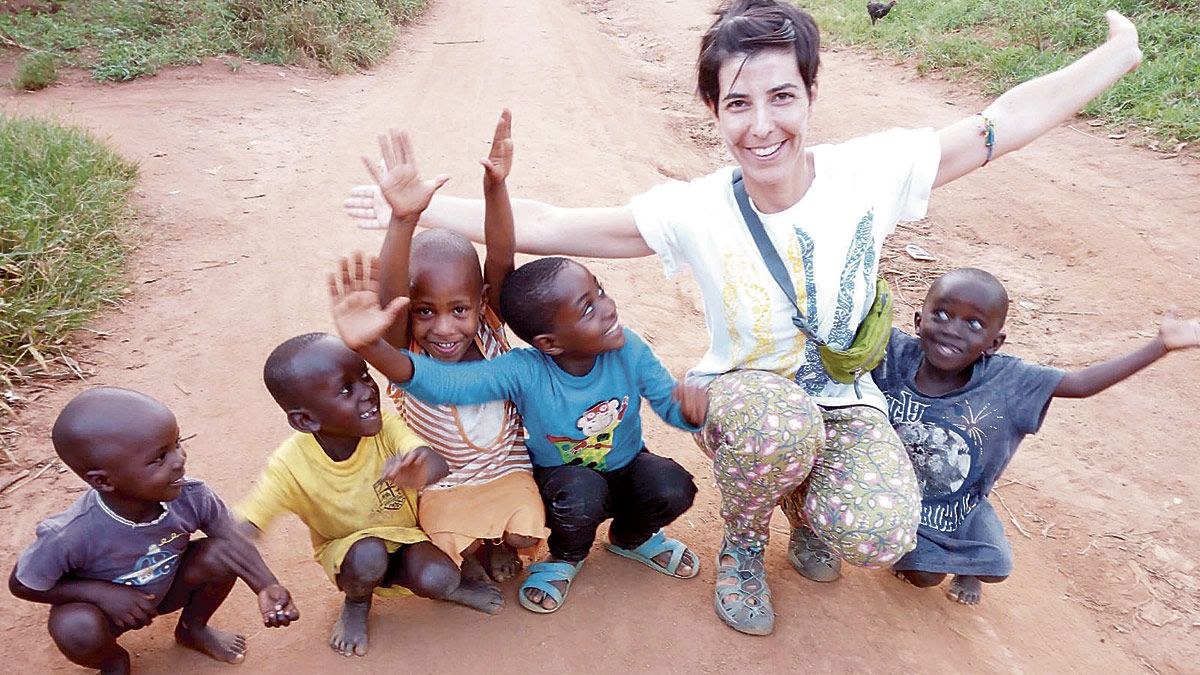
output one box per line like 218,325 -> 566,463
808,508 -> 919,569
702,370 -> 823,469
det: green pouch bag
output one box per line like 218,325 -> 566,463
817,277 -> 893,385
732,170 -> 893,396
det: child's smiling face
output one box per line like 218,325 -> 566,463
409,258 -> 486,363
102,404 -> 189,503
915,273 -> 1008,375
540,261 -> 626,358
292,337 -> 383,438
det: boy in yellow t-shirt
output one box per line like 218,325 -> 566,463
237,333 -> 503,658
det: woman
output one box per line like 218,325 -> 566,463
347,0 -> 1142,635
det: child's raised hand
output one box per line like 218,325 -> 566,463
673,380 -> 710,428
380,446 -> 437,489
257,584 -> 300,628
480,109 -> 513,187
1158,309 -> 1200,351
362,130 -> 449,224
343,184 -> 392,230
328,252 -> 409,351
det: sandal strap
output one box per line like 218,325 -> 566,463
714,541 -> 774,631
626,530 -> 687,575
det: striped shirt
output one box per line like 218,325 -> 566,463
388,307 -> 532,490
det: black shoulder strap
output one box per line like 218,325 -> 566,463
731,170 -> 819,342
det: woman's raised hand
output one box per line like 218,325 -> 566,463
362,130 -> 449,226
344,183 -> 391,230
1103,10 -> 1142,73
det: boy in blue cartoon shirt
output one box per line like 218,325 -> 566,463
873,268 -> 1200,606
329,251 -> 708,615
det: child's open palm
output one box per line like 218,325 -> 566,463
480,109 -> 513,186
328,252 -> 408,351
1159,309 -> 1200,351
362,130 -> 449,223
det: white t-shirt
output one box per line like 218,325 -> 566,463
631,128 -> 940,410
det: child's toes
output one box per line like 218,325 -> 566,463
947,575 -> 983,605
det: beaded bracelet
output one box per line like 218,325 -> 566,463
980,113 -> 995,166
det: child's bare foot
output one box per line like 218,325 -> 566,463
460,550 -> 491,583
329,598 -> 371,657
487,542 -> 523,582
174,620 -> 246,664
947,575 -> 984,605
446,578 -> 504,614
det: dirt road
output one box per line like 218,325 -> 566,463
2,0 -> 1198,672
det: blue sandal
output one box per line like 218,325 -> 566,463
714,538 -> 774,635
605,529 -> 700,579
518,560 -> 582,614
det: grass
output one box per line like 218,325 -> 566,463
799,0 -> 1200,144
0,115 -> 137,394
10,50 -> 58,90
0,0 -> 430,82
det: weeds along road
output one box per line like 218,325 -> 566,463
2,0 -> 1199,672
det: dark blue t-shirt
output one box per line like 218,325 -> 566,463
872,329 -> 1063,532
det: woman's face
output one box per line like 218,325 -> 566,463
714,49 -> 815,194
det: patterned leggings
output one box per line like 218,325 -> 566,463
697,370 -> 920,568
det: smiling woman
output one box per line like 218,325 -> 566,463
349,0 -> 1144,637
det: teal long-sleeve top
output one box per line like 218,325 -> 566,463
399,328 -> 698,471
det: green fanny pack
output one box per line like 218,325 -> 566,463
731,171 -> 893,395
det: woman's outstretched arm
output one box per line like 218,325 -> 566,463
934,10 -> 1143,188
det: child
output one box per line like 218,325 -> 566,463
9,387 -> 298,674
364,111 -> 549,587
237,332 -> 503,658
873,268 -> 1200,605
329,251 -> 707,614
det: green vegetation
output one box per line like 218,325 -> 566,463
0,0 -> 429,82
799,0 -> 1199,143
10,51 -> 58,90
0,115 -> 137,385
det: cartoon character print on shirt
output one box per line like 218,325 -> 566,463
792,210 -> 876,395
546,396 -> 630,470
112,531 -> 185,587
887,390 -> 1002,532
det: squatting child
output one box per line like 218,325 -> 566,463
237,333 -> 504,658
329,250 -> 708,614
873,268 -> 1200,605
9,387 -> 298,675
363,111 -> 549,588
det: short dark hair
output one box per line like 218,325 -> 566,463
499,257 -> 572,344
263,332 -> 334,409
931,268 -> 1011,326
698,0 -> 821,113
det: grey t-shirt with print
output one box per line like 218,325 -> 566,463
16,478 -> 230,600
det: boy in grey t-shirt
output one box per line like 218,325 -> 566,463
873,269 -> 1200,606
9,387 -> 298,673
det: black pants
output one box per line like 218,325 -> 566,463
533,449 -> 697,563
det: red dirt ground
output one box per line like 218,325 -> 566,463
1,0 -> 1198,672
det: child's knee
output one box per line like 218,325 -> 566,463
543,471 -> 608,524
405,556 -> 460,599
900,570 -> 946,588
48,603 -> 115,655
649,472 -> 697,516
176,538 -> 237,587
504,533 -> 539,549
340,538 -> 390,589
977,574 -> 1008,584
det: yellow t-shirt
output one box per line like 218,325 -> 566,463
238,412 -> 430,584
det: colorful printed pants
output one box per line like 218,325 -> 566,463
696,370 -> 920,568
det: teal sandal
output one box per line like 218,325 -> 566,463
605,529 -> 699,579
518,560 -> 582,614
714,538 -> 774,636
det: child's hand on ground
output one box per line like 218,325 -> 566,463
380,446 -> 438,489
480,109 -> 513,187
1158,309 -> 1200,351
674,380 -> 709,428
343,184 -> 392,230
92,583 -> 158,631
362,130 -> 449,224
257,584 -> 299,628
328,252 -> 409,351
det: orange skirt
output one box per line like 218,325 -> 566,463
418,471 -> 549,567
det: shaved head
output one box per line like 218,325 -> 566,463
928,268 -> 1010,326
410,229 -> 483,290
263,332 -> 344,409
52,387 -> 176,475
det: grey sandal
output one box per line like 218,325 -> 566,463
787,524 -> 842,582
713,538 -> 774,636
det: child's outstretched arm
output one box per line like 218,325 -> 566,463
1054,310 -> 1200,398
329,252 -> 417,384
481,109 -> 516,318
363,131 -> 450,347
202,520 -> 299,627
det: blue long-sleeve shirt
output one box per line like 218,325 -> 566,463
400,328 -> 698,471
